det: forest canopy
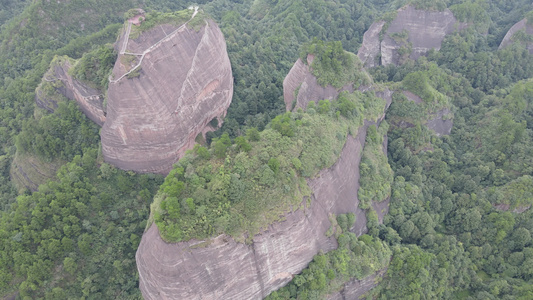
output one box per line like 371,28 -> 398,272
0,0 -> 533,299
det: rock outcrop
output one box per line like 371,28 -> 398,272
404,91 -> 453,136
358,5 -> 467,67
9,154 -> 63,192
327,267 -> 388,300
493,204 -> 531,214
283,55 -> 354,110
391,91 -> 453,136
499,18 -> 533,54
35,58 -> 106,126
136,94 -> 392,299
12,56 -> 105,191
101,12 -> 233,173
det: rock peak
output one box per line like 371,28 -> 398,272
358,5 -> 467,67
101,10 -> 233,174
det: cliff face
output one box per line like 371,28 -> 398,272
137,127 -> 367,300
101,16 -> 233,173
499,19 -> 533,54
9,154 -> 63,192
493,204 -> 531,214
12,57 -> 105,191
282,55 -> 353,111
358,5 -> 466,67
136,95 -> 391,299
35,57 -> 105,126
35,58 -> 106,126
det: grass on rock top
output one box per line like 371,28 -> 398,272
152,89 -> 387,243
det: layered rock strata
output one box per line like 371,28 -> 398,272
283,55 -> 354,111
35,59 -> 106,126
137,127 -> 367,300
102,16 -> 233,173
499,19 -> 533,54
358,5 -> 467,67
136,88 -> 392,300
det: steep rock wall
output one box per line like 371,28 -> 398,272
499,19 -> 533,54
13,57 -> 105,191
493,204 -> 531,214
102,17 -> 233,173
283,55 -> 353,111
357,21 -> 385,68
137,127 -> 367,299
35,59 -> 106,126
136,87 -> 392,299
358,5 -> 466,67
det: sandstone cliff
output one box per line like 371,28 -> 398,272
499,19 -> 533,54
11,56 -> 105,191
35,57 -> 106,126
137,127 -> 371,300
10,153 -> 63,192
101,12 -> 233,173
136,88 -> 392,299
493,204 -> 531,214
282,55 -> 355,111
358,5 -> 467,67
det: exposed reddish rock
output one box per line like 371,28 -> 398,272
283,55 -> 353,111
358,5 -> 467,67
102,16 -> 233,173
137,125 -> 369,300
136,89 -> 393,299
499,19 -> 533,54
35,58 -> 106,126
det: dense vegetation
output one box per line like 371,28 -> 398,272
0,0 -> 533,299
358,122 -> 393,209
71,45 -> 117,91
154,88 -> 387,242
301,39 -> 370,89
0,151 -> 162,299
